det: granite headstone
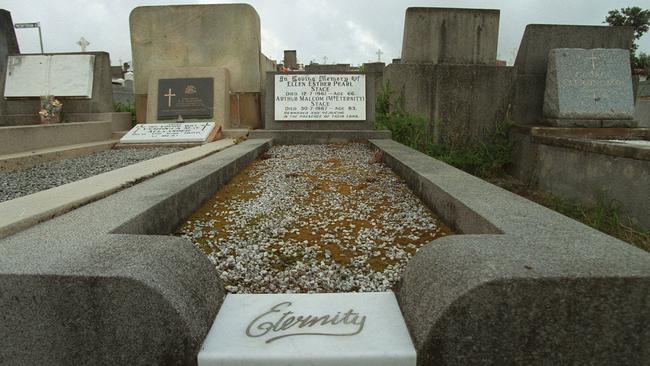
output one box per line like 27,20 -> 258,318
157,78 -> 214,119
543,48 -> 634,120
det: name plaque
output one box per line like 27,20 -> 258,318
274,74 -> 366,121
119,122 -> 216,144
198,292 -> 415,366
157,78 -> 214,120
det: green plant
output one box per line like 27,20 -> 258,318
604,7 -> 650,68
113,101 -> 136,126
374,83 -> 513,177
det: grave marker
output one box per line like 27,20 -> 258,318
4,54 -> 95,98
274,74 -> 366,121
157,78 -> 214,120
543,48 -> 635,120
199,292 -> 415,366
119,122 -> 217,144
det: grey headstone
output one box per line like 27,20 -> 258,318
543,48 -> 634,119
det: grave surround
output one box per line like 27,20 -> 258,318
199,292 -> 416,366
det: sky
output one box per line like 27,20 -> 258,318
1,0 -> 649,67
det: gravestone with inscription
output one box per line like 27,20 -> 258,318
543,48 -> 635,126
199,292 -> 415,366
119,122 -> 217,144
275,74 -> 366,121
157,78 -> 214,120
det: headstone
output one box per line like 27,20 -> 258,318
274,74 -> 366,121
400,7 -> 499,65
4,55 -> 95,98
543,48 -> 634,120
284,50 -> 298,69
130,4 -> 265,122
157,78 -> 214,119
119,122 -> 217,144
199,292 -> 415,366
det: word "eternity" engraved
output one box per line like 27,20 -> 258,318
245,302 -> 367,343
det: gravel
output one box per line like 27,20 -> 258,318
176,143 -> 452,294
0,147 -> 184,203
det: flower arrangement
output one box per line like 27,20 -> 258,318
39,95 -> 63,123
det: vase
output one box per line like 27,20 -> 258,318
50,113 -> 61,123
39,116 -> 50,124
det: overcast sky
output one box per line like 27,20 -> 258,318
2,0 -> 649,67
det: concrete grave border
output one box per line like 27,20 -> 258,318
1,137 -> 648,365
0,139 -> 271,365
370,139 -> 650,365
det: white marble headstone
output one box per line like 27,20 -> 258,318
4,55 -> 95,98
119,122 -> 216,144
199,292 -> 416,366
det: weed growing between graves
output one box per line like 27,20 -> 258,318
375,82 -> 513,177
113,101 -> 137,127
375,83 -> 649,251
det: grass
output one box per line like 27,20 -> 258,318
113,101 -> 137,127
375,82 -> 649,251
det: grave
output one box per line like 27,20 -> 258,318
130,4 -> 273,128
512,24 -> 634,124
119,122 -> 219,144
199,293 -> 415,366
543,48 -> 636,127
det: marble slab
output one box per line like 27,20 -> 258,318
4,55 -> 95,98
274,74 -> 366,121
119,122 -> 216,144
199,292 -> 416,366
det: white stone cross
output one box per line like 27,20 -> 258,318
77,37 -> 89,52
376,48 -> 384,62
323,56 -> 328,64
164,88 -> 176,107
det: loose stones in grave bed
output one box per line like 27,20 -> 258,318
176,143 -> 452,293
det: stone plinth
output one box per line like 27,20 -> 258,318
543,48 -> 634,121
400,7 -> 499,65
199,292 -> 415,366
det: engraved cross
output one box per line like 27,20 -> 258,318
588,51 -> 598,71
164,88 -> 176,107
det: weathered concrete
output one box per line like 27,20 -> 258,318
0,139 -> 270,365
146,67 -> 230,125
112,79 -> 134,105
400,7 -> 499,65
0,121 -> 114,155
283,50 -> 297,69
130,4 -> 264,122
0,52 -> 113,116
264,72 -> 374,129
635,99 -> 650,127
370,138 -> 650,365
510,127 -> 650,230
384,63 -> 514,145
249,129 -> 391,144
512,24 -> 634,124
363,62 -> 385,125
0,9 -> 19,82
0,139 -> 235,239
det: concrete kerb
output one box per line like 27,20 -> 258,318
0,139 -> 272,365
0,139 -> 236,240
369,139 -> 650,365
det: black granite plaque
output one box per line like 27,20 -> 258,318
157,78 -> 214,119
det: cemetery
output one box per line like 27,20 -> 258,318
0,3 -> 648,366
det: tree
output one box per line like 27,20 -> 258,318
638,52 -> 650,75
605,7 -> 650,68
